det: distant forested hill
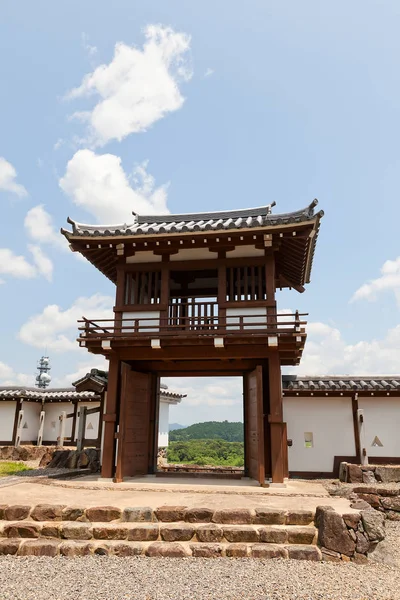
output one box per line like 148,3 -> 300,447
169,423 -> 185,431
169,421 -> 244,442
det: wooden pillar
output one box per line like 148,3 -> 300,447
101,355 -> 120,478
352,393 -> 361,463
71,401 -> 78,443
11,400 -> 22,446
148,373 -> 160,474
267,352 -> 287,483
114,362 -> 130,483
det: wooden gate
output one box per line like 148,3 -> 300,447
244,366 -> 265,485
116,365 -> 154,479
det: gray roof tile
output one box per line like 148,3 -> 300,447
0,387 -> 100,401
63,200 -> 323,238
282,375 -> 400,393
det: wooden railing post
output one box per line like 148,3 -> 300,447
57,411 -> 66,447
37,411 -> 45,447
77,406 -> 87,452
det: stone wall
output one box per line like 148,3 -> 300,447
0,445 -> 100,473
316,505 -> 385,563
0,445 -> 59,463
341,463 -> 400,484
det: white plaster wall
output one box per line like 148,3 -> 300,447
226,307 -> 267,330
358,397 -> 400,458
42,402 -> 73,442
0,402 -> 16,441
126,252 -> 162,263
122,311 -> 160,333
20,402 -> 42,442
283,396 -> 356,472
76,402 -> 101,441
158,401 -> 170,447
170,248 -> 211,262
226,245 -> 265,258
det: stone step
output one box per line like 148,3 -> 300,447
0,504 -> 315,526
0,538 -> 323,560
0,520 -> 317,545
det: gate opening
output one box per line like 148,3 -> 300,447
156,376 -> 245,478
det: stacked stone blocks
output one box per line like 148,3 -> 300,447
0,504 -> 321,559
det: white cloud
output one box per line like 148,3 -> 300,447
59,149 -> 168,223
351,256 -> 400,306
53,138 -> 64,151
0,361 -> 32,386
165,377 -> 243,408
67,25 -> 192,146
24,205 -> 66,249
0,248 -> 36,279
0,157 -> 27,197
28,245 -> 53,282
81,32 -> 97,58
18,294 -> 114,352
52,355 -> 108,387
204,68 -> 214,77
292,320 -> 400,376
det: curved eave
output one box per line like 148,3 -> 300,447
61,201 -> 324,287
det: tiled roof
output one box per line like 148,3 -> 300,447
62,200 -> 323,238
282,375 -> 400,392
72,368 -> 108,389
160,389 -> 186,401
74,371 -> 185,401
0,387 -> 100,401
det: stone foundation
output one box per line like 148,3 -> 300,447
341,463 -> 400,484
0,502 -> 387,560
0,446 -> 100,473
316,505 -> 385,563
338,463 -> 400,520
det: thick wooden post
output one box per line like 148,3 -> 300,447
12,400 -> 22,446
101,356 -> 120,478
77,406 -> 87,452
268,352 -> 286,483
114,362 -> 130,483
357,408 -> 368,466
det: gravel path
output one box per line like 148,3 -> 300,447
1,526 -> 400,600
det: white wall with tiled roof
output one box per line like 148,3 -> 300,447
283,396 -> 356,472
20,402 -> 41,443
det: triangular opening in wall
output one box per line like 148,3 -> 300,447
87,422 -> 93,430
22,422 -> 28,429
371,436 -> 383,447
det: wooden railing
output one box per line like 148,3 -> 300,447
78,310 -> 307,340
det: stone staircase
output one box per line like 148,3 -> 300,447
0,504 -> 321,559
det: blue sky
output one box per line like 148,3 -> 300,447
1,1 -> 400,423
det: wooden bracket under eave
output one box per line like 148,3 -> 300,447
279,275 -> 305,294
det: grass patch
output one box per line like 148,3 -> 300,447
0,461 -> 32,477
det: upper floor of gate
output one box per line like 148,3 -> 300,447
62,200 -> 323,366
